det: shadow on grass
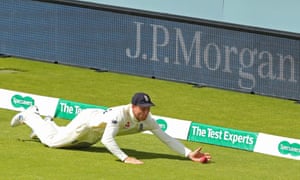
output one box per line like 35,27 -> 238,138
67,146 -> 188,161
19,138 -> 187,161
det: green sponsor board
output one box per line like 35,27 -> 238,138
188,122 -> 258,151
11,94 -> 34,109
278,141 -> 300,157
55,99 -> 107,120
156,119 -> 168,131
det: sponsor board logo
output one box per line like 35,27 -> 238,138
188,122 -> 258,151
126,22 -> 298,93
11,94 -> 34,109
55,99 -> 107,120
278,141 -> 300,157
156,119 -> 168,131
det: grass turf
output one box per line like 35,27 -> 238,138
0,57 -> 300,179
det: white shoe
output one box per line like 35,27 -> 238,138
10,113 -> 25,127
10,105 -> 39,127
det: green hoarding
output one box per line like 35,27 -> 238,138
55,99 -> 107,120
188,122 -> 258,151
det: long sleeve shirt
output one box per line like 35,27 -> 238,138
100,104 -> 192,161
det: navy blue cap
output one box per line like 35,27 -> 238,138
131,92 -> 155,107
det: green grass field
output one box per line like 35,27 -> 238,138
1,57 -> 300,179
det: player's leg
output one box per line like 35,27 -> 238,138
11,107 -> 103,148
30,116 -> 62,139
43,109 -> 98,148
23,112 -> 90,148
48,109 -> 107,148
11,106 -> 59,146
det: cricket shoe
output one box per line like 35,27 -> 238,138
10,105 -> 39,127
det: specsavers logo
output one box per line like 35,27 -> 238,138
156,119 -> 168,131
11,94 -> 35,109
278,141 -> 300,157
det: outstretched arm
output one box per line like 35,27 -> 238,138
152,127 -> 211,163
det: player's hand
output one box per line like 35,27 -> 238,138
188,147 -> 211,163
124,157 -> 144,165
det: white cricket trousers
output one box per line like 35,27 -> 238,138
23,109 -> 105,148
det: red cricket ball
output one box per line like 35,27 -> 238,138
200,156 -> 208,163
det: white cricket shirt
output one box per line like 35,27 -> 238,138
100,104 -> 192,161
